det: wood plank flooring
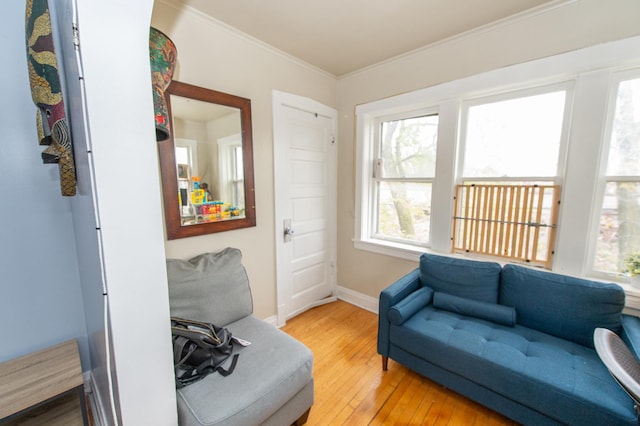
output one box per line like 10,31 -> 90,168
281,300 -> 517,426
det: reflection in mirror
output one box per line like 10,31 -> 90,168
158,81 -> 256,239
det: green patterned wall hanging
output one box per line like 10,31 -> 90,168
25,0 -> 76,196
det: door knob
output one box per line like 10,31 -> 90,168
284,219 -> 294,242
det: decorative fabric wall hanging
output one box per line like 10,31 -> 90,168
149,27 -> 177,142
25,0 -> 76,196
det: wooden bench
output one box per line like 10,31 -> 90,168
0,339 -> 89,425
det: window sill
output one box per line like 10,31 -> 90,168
615,282 -> 640,315
353,238 -> 427,262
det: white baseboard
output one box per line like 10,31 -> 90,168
336,285 -> 379,314
83,371 -> 92,391
263,315 -> 278,326
270,287 -> 378,328
86,371 -> 109,426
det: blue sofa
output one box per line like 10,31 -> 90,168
378,253 -> 640,425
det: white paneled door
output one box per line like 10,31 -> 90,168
273,91 -> 337,326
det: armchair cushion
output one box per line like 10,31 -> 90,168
176,315 -> 314,426
388,286 -> 434,325
167,248 -> 253,326
433,292 -> 516,326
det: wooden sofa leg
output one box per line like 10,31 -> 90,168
382,356 -> 388,371
292,408 -> 311,425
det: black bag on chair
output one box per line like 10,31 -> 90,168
171,317 -> 239,388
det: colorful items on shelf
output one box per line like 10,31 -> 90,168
181,175 -> 241,222
191,189 -> 205,205
195,201 -> 224,222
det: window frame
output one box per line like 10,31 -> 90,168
217,133 -> 244,208
355,106 -> 443,259
369,110 -> 439,247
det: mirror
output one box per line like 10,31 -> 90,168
158,80 -> 256,239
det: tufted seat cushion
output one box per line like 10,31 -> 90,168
390,306 -> 636,425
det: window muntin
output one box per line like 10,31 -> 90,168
371,114 -> 438,246
595,76 -> 640,276
462,90 -> 566,179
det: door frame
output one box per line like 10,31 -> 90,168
272,90 -> 338,326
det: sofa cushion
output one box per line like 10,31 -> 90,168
390,306 -> 636,425
499,264 -> 625,348
433,292 -> 516,326
389,286 -> 434,325
176,315 -> 314,426
420,253 -> 501,303
167,248 -> 253,326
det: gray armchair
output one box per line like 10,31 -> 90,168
167,248 -> 314,425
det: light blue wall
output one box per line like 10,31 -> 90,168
0,0 -> 89,367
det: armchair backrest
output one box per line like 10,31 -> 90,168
167,248 -> 254,326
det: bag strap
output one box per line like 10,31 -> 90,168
213,353 -> 239,377
176,353 -> 239,387
173,336 -> 197,367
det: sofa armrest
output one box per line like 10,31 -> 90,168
621,314 -> 640,360
377,268 -> 421,357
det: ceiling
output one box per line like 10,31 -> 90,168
169,0 -> 557,77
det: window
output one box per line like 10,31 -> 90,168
374,114 -> 438,245
356,111 -> 439,252
218,134 -> 244,209
461,89 -> 567,180
454,87 -> 569,267
355,37 -> 640,272
594,75 -> 640,277
175,138 -> 198,217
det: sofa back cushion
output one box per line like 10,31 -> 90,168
499,264 -> 625,348
167,248 -> 253,326
419,253 -> 501,303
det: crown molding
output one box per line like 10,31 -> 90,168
155,0 -> 337,80
339,0 -> 577,80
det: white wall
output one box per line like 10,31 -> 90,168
152,0 -> 337,319
336,0 -> 640,298
76,0 -> 177,423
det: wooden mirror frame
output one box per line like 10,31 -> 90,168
158,81 -> 256,239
